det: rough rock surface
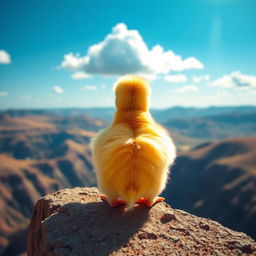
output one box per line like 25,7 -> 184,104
28,187 -> 256,256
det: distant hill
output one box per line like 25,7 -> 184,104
0,114 -> 106,159
1,107 -> 256,253
164,112 -> 256,140
2,105 -> 256,123
152,105 -> 256,123
0,114 -> 103,254
1,108 -> 115,122
2,106 -> 256,152
162,137 -> 256,239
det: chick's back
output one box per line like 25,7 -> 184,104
91,75 -> 176,208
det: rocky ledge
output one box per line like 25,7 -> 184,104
28,187 -> 255,256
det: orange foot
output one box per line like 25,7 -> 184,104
136,197 -> 165,207
100,194 -> 127,207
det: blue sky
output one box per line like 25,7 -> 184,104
0,0 -> 256,109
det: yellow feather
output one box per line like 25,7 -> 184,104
91,75 -> 176,208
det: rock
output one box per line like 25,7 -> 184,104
28,187 -> 256,256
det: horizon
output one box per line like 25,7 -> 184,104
1,104 -> 256,112
1,0 -> 256,109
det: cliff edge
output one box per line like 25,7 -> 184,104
28,187 -> 255,256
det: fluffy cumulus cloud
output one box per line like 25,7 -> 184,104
192,75 -> 210,83
210,71 -> 256,89
53,86 -> 64,94
60,23 -> 203,78
170,85 -> 199,94
164,74 -> 187,83
0,50 -> 11,64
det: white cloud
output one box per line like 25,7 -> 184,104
0,92 -> 8,96
192,75 -> 210,83
53,86 -> 64,94
61,53 -> 87,70
71,72 -> 91,80
21,95 -> 31,99
0,50 -> 11,64
210,71 -> 256,89
170,85 -> 199,94
217,90 -> 233,98
164,74 -> 188,83
60,23 -> 203,77
81,85 -> 97,91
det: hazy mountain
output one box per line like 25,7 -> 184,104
1,108 -> 115,122
164,112 -> 256,140
2,105 -> 256,123
1,107 -> 256,254
152,105 -> 256,123
0,114 -> 102,254
163,137 -> 256,239
2,106 -> 256,152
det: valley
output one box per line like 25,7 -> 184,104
0,106 -> 256,255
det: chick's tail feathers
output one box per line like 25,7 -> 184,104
125,189 -> 138,210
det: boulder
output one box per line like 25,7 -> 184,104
28,187 -> 256,256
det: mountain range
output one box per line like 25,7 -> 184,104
3,105 -> 256,122
0,106 -> 256,255
165,112 -> 256,139
0,113 -> 103,255
163,137 -> 256,239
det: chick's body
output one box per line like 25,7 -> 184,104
91,75 -> 176,208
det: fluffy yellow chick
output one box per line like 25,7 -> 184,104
91,75 -> 176,209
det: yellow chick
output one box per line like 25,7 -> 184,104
91,75 -> 176,209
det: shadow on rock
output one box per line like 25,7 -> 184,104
43,201 -> 150,256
